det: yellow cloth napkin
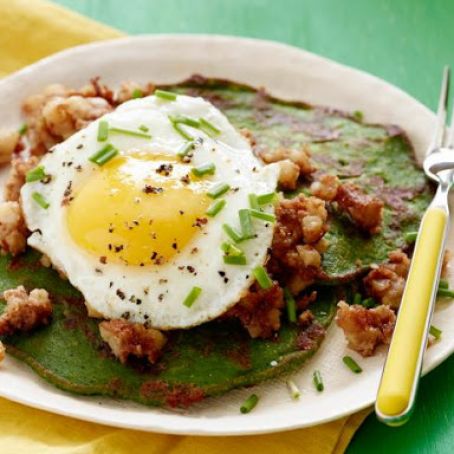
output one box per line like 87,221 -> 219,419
0,0 -> 370,452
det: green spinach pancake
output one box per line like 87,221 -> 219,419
0,76 -> 431,408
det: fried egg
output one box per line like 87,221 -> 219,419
21,93 -> 279,329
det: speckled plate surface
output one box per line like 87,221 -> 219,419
0,35 -> 452,435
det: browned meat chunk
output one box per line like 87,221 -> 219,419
99,319 -> 167,364
0,286 -> 52,336
4,155 -> 40,202
270,194 -> 328,292
273,195 -> 328,255
310,174 -> 340,201
22,83 -> 113,155
41,96 -> 111,140
226,283 -> 284,338
260,145 -> 316,177
22,84 -> 73,155
277,159 -> 300,190
78,77 -> 115,104
386,249 -> 411,277
336,301 -> 396,356
335,183 -> 384,234
298,309 -> 315,328
0,201 -> 28,255
0,129 -> 20,164
310,175 -> 383,234
364,250 -> 410,309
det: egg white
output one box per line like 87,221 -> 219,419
21,94 -> 279,329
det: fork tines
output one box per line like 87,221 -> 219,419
433,66 -> 454,150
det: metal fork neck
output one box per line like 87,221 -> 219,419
432,175 -> 451,211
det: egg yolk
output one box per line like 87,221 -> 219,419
66,152 -> 211,266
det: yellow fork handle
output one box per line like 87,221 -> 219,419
376,206 -> 448,423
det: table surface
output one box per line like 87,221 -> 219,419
53,1 -> 454,452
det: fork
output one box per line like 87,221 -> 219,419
375,66 -> 454,426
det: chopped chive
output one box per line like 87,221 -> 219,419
170,115 -> 200,128
353,293 -> 362,306
240,394 -> 259,414
89,144 -> 119,166
222,224 -> 243,243
353,110 -> 364,122
97,120 -> 109,142
313,370 -> 324,392
221,242 -> 235,254
284,288 -> 297,323
177,141 -> 195,158
138,124 -> 149,132
239,209 -> 255,239
429,325 -> 442,340
223,255 -> 247,265
131,88 -> 143,99
169,114 -> 221,138
171,120 -> 193,140
208,182 -> 230,199
26,166 -> 46,183
404,231 -> 418,243
361,297 -> 376,308
286,380 -> 301,400
176,117 -> 200,128
343,356 -> 362,373
249,208 -> 276,223
206,199 -> 226,217
221,242 -> 244,256
18,123 -> 28,136
183,286 -> 202,308
249,194 -> 260,210
257,192 -> 277,205
438,288 -> 454,298
253,265 -> 273,289
177,116 -> 200,128
32,192 -> 49,209
192,162 -> 216,177
199,117 -> 221,137
439,279 -> 449,289
155,89 -> 177,101
109,127 -> 151,139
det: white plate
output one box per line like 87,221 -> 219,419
0,35 -> 452,436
